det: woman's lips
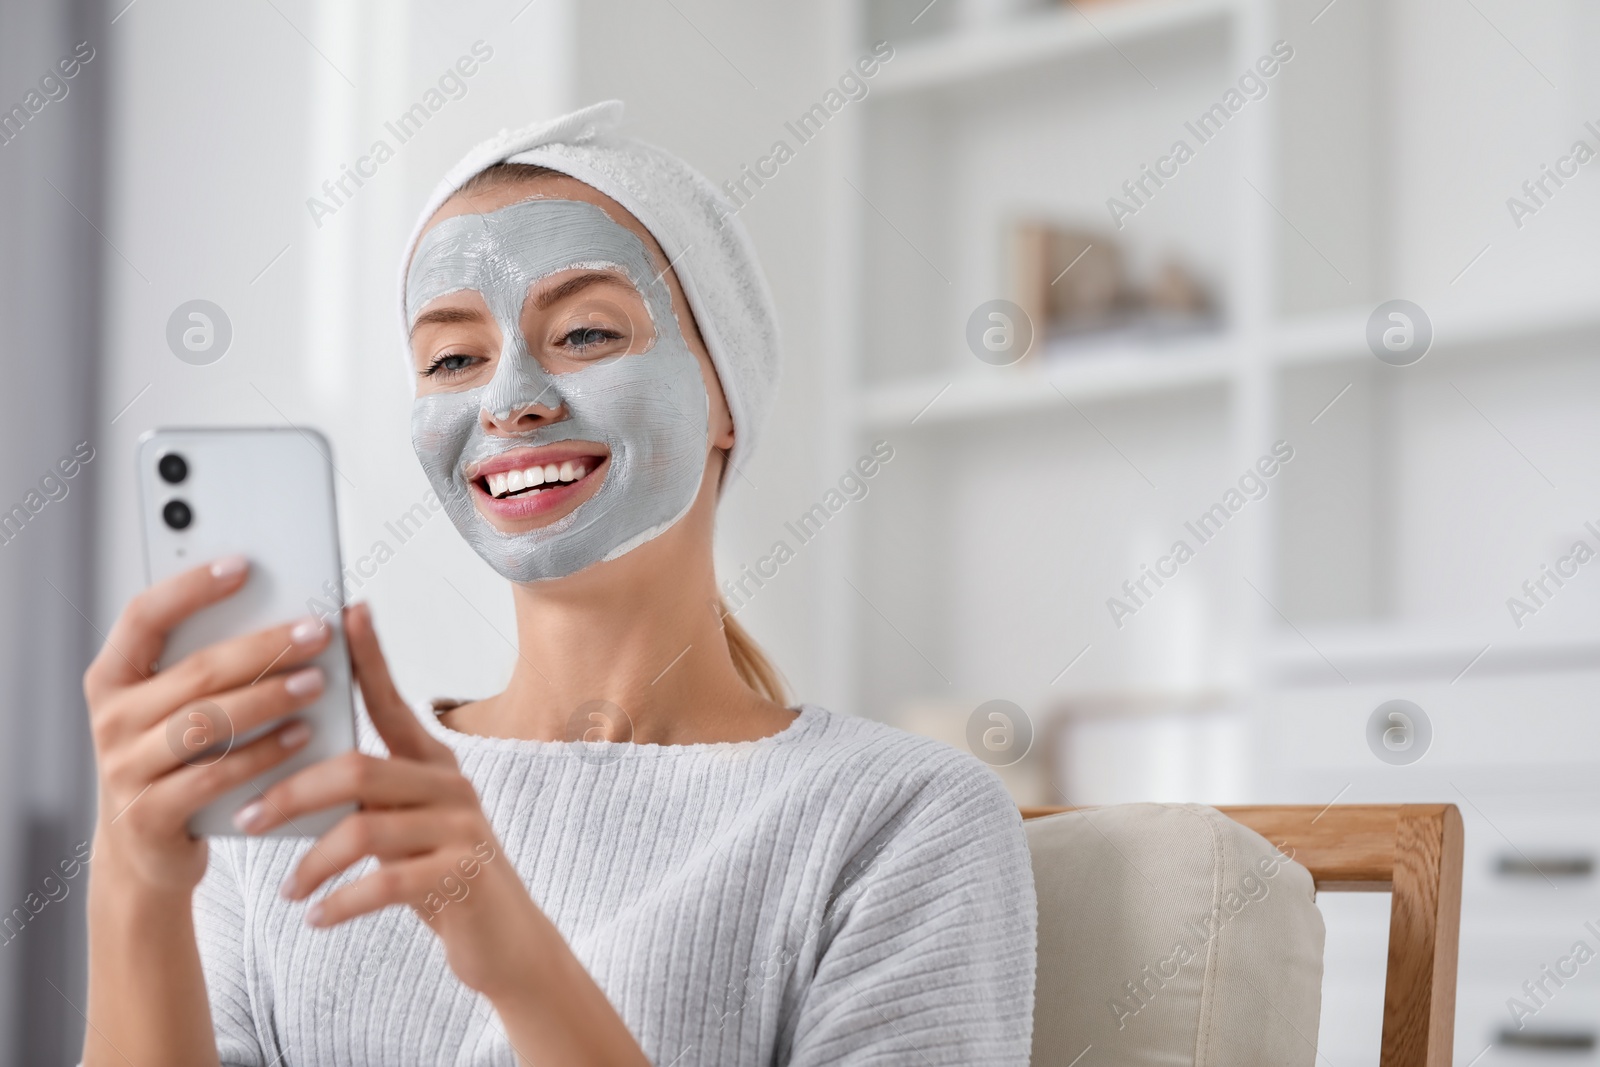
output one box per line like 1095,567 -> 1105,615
465,446 -> 609,524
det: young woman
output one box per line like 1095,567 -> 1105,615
81,101 -> 1036,1066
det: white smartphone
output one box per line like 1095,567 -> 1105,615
137,427 -> 357,837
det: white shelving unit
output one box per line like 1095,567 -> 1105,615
1274,297 -> 1600,367
856,331 -> 1235,426
824,0 -> 1600,1060
828,0 -> 1292,740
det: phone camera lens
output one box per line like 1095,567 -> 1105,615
162,499 -> 192,530
158,453 -> 188,484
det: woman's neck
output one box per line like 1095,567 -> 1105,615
439,526 -> 794,745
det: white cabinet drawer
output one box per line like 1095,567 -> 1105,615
1445,801 -> 1600,910
1454,981 -> 1600,1066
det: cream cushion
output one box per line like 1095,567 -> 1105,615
1026,804 -> 1326,1066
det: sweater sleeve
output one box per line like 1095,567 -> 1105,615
192,838 -> 271,1067
781,760 -> 1038,1066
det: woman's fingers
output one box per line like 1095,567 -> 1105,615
87,555 -> 251,699
238,751 -> 474,834
111,614 -> 332,742
125,720 -> 312,837
280,809 -> 469,901
304,854 -> 452,928
345,603 -> 454,766
109,665 -> 327,788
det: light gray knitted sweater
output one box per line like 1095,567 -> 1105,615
192,702 -> 1037,1065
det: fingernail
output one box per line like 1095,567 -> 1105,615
284,668 -> 324,699
279,872 -> 297,899
233,800 -> 266,832
210,555 -> 248,580
305,901 -> 326,925
279,719 -> 313,747
290,617 -> 327,645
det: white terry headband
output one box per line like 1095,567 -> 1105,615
396,99 -> 782,480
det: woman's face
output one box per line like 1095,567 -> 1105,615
405,175 -> 734,583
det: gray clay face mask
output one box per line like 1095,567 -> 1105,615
406,197 -> 709,583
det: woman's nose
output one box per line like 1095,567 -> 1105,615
479,390 -> 564,435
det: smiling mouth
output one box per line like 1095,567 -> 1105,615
466,447 -> 610,509
481,458 -> 594,500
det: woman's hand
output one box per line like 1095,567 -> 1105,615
240,601 -> 539,993
246,603 -> 649,1065
83,555 -> 330,896
82,555 -> 335,1067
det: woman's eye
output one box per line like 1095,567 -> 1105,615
560,326 -> 622,352
422,352 -> 480,378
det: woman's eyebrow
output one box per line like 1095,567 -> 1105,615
529,270 -> 631,311
410,305 -> 486,337
408,271 -> 635,337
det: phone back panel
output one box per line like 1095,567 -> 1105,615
137,427 -> 356,836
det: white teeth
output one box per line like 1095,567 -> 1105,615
486,458 -> 595,499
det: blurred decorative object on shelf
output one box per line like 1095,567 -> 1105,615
1010,219 -> 1219,355
1146,258 -> 1213,318
1011,222 -> 1129,346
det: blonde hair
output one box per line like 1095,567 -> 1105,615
449,163 -> 789,706
718,599 -> 788,704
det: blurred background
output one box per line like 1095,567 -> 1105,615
4,0 -> 1600,1062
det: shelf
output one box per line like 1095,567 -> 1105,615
1273,298 -> 1600,367
852,295 -> 1600,429
1266,624 -> 1600,686
856,330 -> 1235,427
872,0 -> 1238,97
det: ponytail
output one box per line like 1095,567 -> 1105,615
718,597 -> 788,705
